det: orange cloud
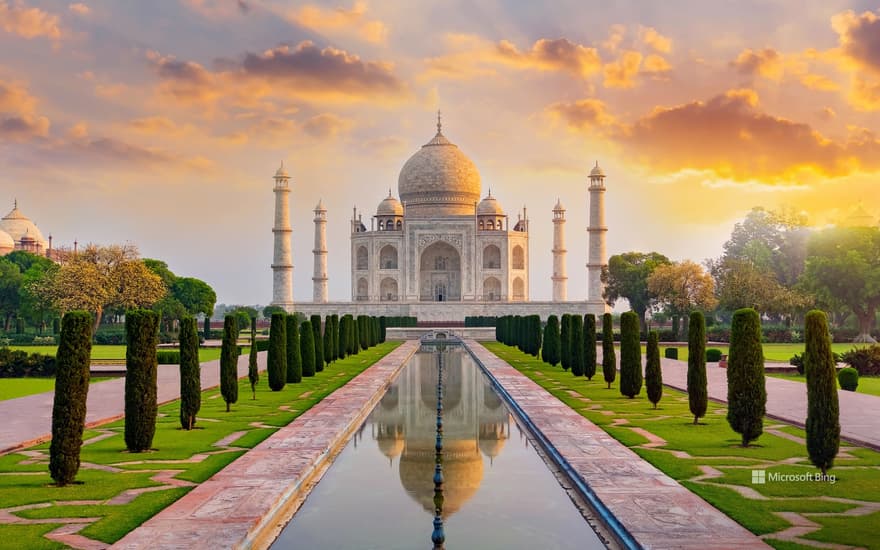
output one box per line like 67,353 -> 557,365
730,48 -> 784,80
0,79 -> 49,141
603,50 -> 642,88
301,113 -> 352,139
831,9 -> 880,74
546,98 -> 618,132
0,0 -> 61,40
639,26 -> 672,53
494,38 -> 602,78
287,1 -> 388,44
68,3 -> 89,16
642,54 -> 672,78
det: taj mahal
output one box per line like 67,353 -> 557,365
270,115 -> 610,322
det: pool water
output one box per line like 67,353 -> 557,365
271,347 -> 606,549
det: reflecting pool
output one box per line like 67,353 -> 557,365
271,346 -> 606,549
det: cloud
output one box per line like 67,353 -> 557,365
639,26 -> 672,53
642,54 -> 672,78
68,3 -> 89,16
0,0 -> 61,40
730,48 -> 784,80
831,9 -> 880,74
603,50 -> 642,88
301,113 -> 352,138
494,38 -> 602,78
287,1 -> 388,44
616,88 -> 880,181
602,24 -> 625,53
182,0 -> 249,19
0,79 -> 49,141
546,98 -> 618,132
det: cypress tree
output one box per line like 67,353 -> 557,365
248,330 -> 259,399
530,315 -> 541,357
602,313 -> 616,389
560,314 -> 571,370
726,308 -> 766,447
179,316 -> 200,428
645,330 -> 662,409
619,311 -> 642,398
203,316 -> 211,341
356,315 -> 366,350
339,315 -> 350,358
687,311 -> 708,424
52,317 -> 61,335
584,314 -> 597,380
311,315 -> 324,372
331,314 -> 340,360
49,311 -> 92,486
349,316 -> 358,355
220,315 -> 239,412
571,315 -> 585,376
287,315 -> 302,383
267,313 -> 286,391
323,315 -> 333,368
542,315 -> 560,366
379,316 -> 387,343
301,320 -> 316,377
804,310 -> 840,476
124,309 -> 159,452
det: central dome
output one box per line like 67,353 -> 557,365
397,124 -> 481,217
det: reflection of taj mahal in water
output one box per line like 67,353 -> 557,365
272,114 -> 611,320
368,351 -> 510,517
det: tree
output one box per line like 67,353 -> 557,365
323,315 -> 333,368
220,315 -> 239,412
602,313 -> 616,389
49,311 -> 92,486
602,252 -> 671,335
179,316 -> 200,429
530,315 -> 542,357
687,311 -> 708,424
542,315 -> 560,366
584,314 -> 597,380
331,314 -> 340,361
619,311 -> 642,398
726,308 -> 766,447
0,259 -> 23,331
801,227 -> 880,342
267,313 -> 286,391
339,315 -> 350,359
711,257 -> 809,317
48,260 -> 107,327
379,316 -> 387,343
203,316 -> 211,341
124,309 -> 159,452
645,331 -> 662,408
560,314 -> 571,370
804,310 -> 840,476
570,315 -> 585,376
248,323 -> 259,399
301,320 -> 316,377
648,261 -> 718,339
311,315 -> 324,372
287,315 -> 302,383
228,306 -> 258,333
172,277 -> 217,318
262,304 -> 286,319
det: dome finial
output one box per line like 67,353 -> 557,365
388,188 -> 393,197
436,109 -> 442,134
13,198 -> 17,209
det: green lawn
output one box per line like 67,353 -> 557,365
0,378 -> 112,401
655,343 -> 859,363
7,345 -> 234,363
484,342 -> 880,550
767,373 -> 880,398
0,341 -> 401,547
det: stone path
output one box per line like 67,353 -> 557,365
466,340 -> 769,550
659,358 -> 880,450
0,353 -> 267,454
111,340 -> 419,550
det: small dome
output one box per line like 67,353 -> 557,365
377,190 -> 404,217
1,202 -> 48,250
0,229 -> 13,255
274,162 -> 289,178
589,161 -> 605,178
553,198 -> 565,211
477,190 -> 504,216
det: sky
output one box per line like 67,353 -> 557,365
2,0 -> 880,306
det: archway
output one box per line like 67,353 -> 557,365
380,277 -> 399,301
512,245 -> 524,269
356,246 -> 368,270
483,245 -> 500,269
379,245 -> 398,269
357,277 -> 369,300
512,277 -> 524,301
483,276 -> 501,301
419,241 -> 461,301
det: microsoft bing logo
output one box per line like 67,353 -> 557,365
751,470 -> 766,484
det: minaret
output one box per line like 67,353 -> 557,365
552,198 -> 567,302
312,199 -> 328,303
271,162 -> 294,311
587,161 -> 609,310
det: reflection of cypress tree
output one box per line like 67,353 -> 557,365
619,311 -> 642,398
805,310 -> 839,476
645,331 -> 663,408
220,315 -> 239,412
726,308 -> 766,447
602,313 -> 616,389
267,313 -> 286,391
49,311 -> 92,486
571,315 -> 585,376
687,311 -> 707,424
301,320 -> 316,377
125,309 -> 159,452
583,314 -> 597,380
287,315 -> 302,383
179,316 -> 200,428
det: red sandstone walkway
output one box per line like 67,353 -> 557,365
112,340 -> 419,550
466,340 -> 769,550
0,353 -> 267,454
659,358 -> 880,450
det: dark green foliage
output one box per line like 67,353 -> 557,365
664,348 -> 679,360
248,323 -> 259,399
179,317 -> 200,429
331,314 -> 340,361
583,314 -> 597,380
286,315 -> 302,383
726,308 -> 766,447
542,315 -> 560,366
837,367 -> 859,391
203,316 -> 210,340
372,317 -> 380,347
267,313 -> 286,391
0,348 -> 56,377
379,316 -> 387,343
619,311 -> 642,398
49,311 -> 92,486
602,313 -> 616,389
52,317 -> 60,335
839,345 -> 880,375
124,309 -> 160,452
533,315 -> 542,357
156,351 -> 181,364
687,311 -> 708,425
464,316 -> 497,327
351,316 -> 360,355
357,315 -> 368,350
220,315 -> 239,412
570,315 -> 585,376
706,348 -> 723,362
339,315 -> 350,358
804,310 -> 840,475
311,315 -> 324,372
560,314 -> 571,370
323,315 -> 332,367
16,317 -> 24,333
301,320 -> 316,377
645,330 -> 662,408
